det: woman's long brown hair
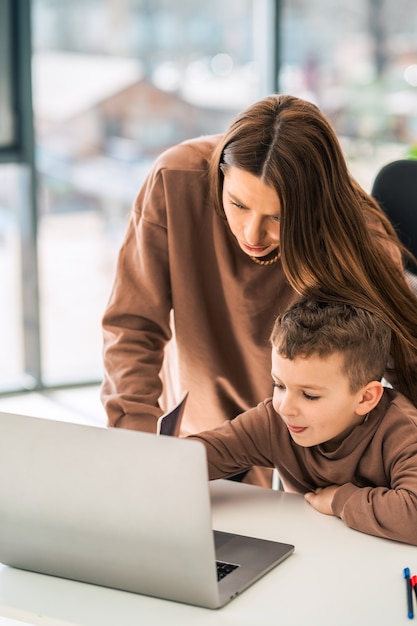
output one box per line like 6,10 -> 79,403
209,94 -> 417,406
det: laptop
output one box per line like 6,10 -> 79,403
0,406 -> 294,609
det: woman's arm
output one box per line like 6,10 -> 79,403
101,166 -> 172,432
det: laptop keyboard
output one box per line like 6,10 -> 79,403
216,560 -> 239,581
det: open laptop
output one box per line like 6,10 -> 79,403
0,406 -> 294,609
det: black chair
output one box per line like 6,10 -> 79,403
371,159 -> 417,278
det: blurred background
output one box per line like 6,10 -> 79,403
1,0 -> 417,400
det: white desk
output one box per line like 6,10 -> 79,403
0,479 -> 416,626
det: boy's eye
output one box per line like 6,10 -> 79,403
273,383 -> 319,400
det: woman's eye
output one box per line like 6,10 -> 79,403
231,201 -> 245,209
303,392 -> 320,401
272,382 -> 284,391
271,215 -> 281,222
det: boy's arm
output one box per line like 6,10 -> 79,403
331,483 -> 417,545
305,435 -> 417,546
189,403 -> 275,479
304,486 -> 338,516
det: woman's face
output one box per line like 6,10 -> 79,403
222,166 -> 281,259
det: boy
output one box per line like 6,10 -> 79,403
190,299 -> 417,545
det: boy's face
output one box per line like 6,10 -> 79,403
271,349 -> 366,451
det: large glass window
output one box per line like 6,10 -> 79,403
31,0 -> 269,387
2,0 -> 417,394
0,0 -> 15,149
279,0 -> 417,190
0,165 -> 24,391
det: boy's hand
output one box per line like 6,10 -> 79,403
304,485 -> 339,516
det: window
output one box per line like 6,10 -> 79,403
0,0 -> 14,150
0,165 -> 25,390
30,0 -> 273,387
279,0 -> 417,189
2,0 -> 416,394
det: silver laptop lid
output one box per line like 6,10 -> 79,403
0,412 -> 220,608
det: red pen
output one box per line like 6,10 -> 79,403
411,575 -> 417,604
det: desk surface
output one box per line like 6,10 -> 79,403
0,479 -> 416,626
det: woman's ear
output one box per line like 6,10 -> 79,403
356,381 -> 384,415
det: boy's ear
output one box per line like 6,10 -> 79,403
356,381 -> 384,415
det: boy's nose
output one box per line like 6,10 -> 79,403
278,392 -> 298,417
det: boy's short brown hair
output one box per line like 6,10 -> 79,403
271,299 -> 392,392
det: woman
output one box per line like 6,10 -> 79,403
101,94 -> 417,486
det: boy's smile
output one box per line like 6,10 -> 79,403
271,350 -> 369,451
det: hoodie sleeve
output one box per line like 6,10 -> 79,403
331,414 -> 417,546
